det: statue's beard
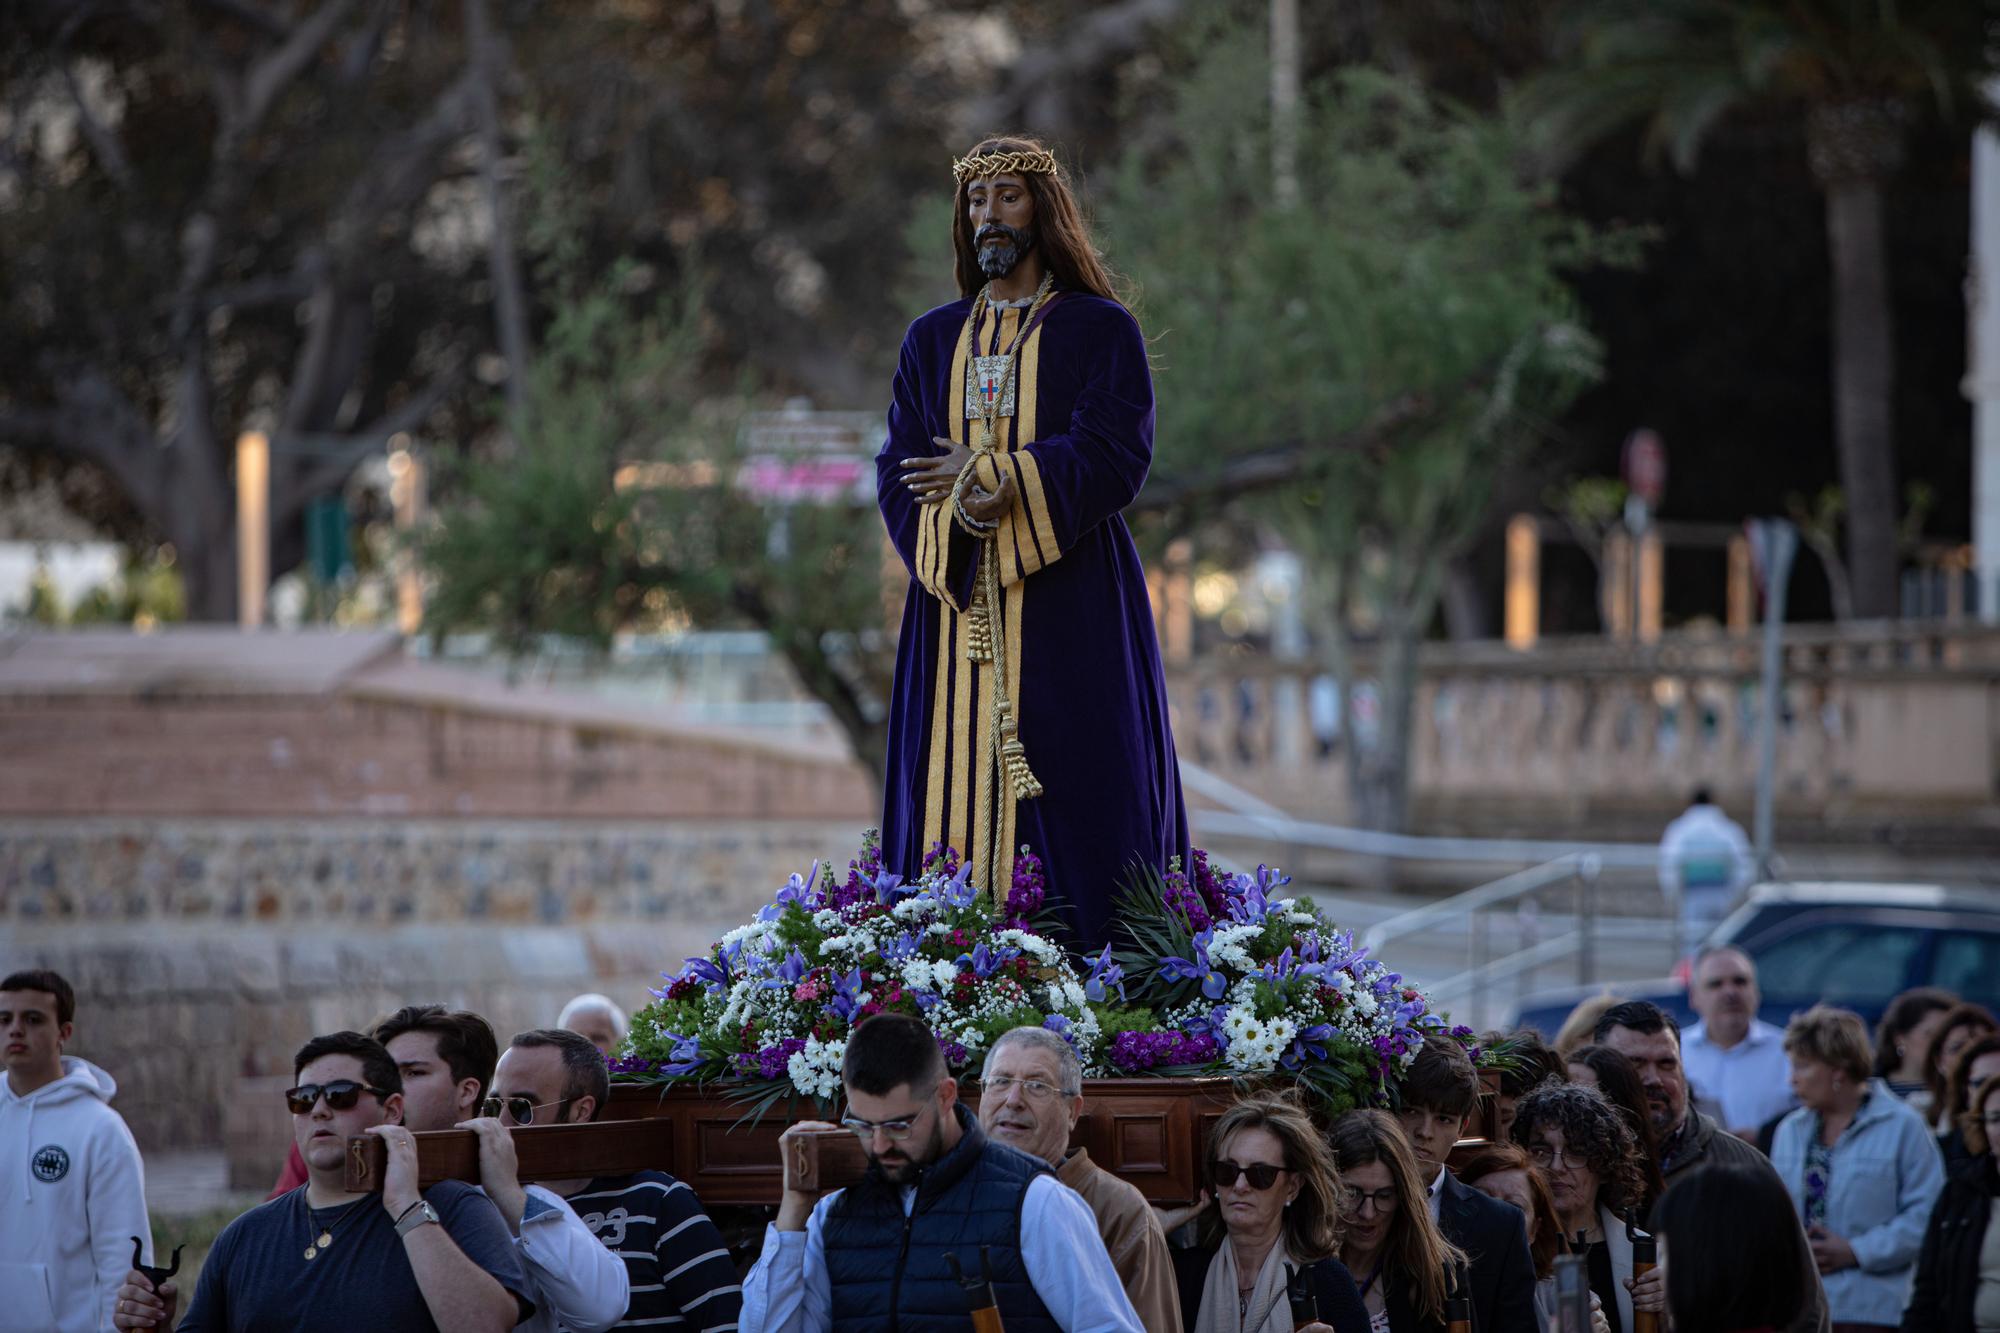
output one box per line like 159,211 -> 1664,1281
975,223 -> 1035,279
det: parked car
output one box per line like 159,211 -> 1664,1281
1510,881 -> 2000,1040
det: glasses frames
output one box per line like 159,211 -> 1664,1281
1526,1143 -> 1581,1170
481,1094 -> 571,1126
284,1081 -> 393,1115
1342,1186 -> 1399,1215
982,1075 -> 1074,1102
842,1098 -> 935,1143
1210,1159 -> 1291,1190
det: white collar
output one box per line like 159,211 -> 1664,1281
1427,1163 -> 1446,1199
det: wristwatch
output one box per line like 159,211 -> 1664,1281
395,1199 -> 441,1238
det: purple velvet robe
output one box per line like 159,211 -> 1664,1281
875,290 -> 1189,948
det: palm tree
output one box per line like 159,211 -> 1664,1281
1520,0 -> 1988,621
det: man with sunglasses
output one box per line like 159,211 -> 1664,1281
376,1008 -> 630,1333
113,1030 -> 532,1331
740,1012 -> 1142,1332
973,1026 -> 1181,1332
489,1028 -> 741,1332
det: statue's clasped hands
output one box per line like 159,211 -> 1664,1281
901,437 -> 1018,524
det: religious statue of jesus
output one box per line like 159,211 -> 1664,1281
876,134 -> 1188,949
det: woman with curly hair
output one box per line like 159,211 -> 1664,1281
1563,1044 -> 1666,1214
1512,1082 -> 1663,1333
1173,1092 -> 1369,1333
1455,1143 -> 1611,1333
1327,1110 -> 1467,1333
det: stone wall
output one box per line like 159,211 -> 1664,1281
0,817 -> 862,1170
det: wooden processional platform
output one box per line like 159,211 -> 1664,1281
345,1074 -> 1501,1204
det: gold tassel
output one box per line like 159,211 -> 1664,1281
965,596 -> 993,663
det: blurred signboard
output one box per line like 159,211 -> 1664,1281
738,409 -> 879,503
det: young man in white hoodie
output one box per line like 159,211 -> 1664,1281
0,968 -> 152,1333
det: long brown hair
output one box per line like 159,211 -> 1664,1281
1199,1092 -> 1344,1261
1328,1109 -> 1467,1324
1456,1143 -> 1561,1281
1923,1002 -> 1998,1128
950,135 -> 1122,304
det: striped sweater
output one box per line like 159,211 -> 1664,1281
567,1171 -> 741,1332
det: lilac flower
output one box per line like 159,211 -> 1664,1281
1107,1028 -> 1220,1073
735,1037 -> 807,1081
607,1054 -> 663,1076
939,1040 -> 970,1068
1005,848 -> 1047,926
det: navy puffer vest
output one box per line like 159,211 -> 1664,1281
823,1103 -> 1060,1333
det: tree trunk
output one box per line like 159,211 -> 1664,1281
1823,175 -> 1900,619
170,470 -> 238,622
1810,98 -> 1904,621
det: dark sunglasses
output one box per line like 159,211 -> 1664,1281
481,1094 -> 571,1126
285,1080 -> 392,1115
1210,1158 -> 1290,1190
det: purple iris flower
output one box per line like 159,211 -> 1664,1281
939,861 -> 979,909
1159,941 -> 1229,1001
826,967 -> 869,1022
871,870 -> 908,905
1280,1022 -> 1334,1070
880,930 -> 921,963
760,947 -> 811,991
1085,945 -> 1127,1004
956,940 -> 1018,980
678,957 -> 730,994
659,1031 -> 704,1076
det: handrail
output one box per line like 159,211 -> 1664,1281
1360,854 -> 1601,953
1424,932 -> 1585,1005
1191,809 -> 1654,870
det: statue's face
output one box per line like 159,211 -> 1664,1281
966,173 -> 1036,279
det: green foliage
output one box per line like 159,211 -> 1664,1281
1518,0 -> 1989,175
420,248 -> 897,780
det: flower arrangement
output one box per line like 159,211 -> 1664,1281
619,833 -> 1111,1113
1107,855 -> 1484,1112
619,832 -> 1486,1119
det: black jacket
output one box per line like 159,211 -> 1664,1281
1170,1242 -> 1370,1333
1900,1153 -> 1999,1333
1437,1169 -> 1539,1333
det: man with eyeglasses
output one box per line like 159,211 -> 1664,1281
377,1008 -> 630,1333
489,1028 -> 741,1332
113,1030 -> 532,1331
972,1026 -> 1181,1332
741,1012 -> 1141,1332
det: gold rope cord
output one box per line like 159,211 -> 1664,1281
946,278 -> 1055,881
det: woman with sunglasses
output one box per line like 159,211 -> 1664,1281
1510,1081 -> 1660,1333
1171,1092 -> 1369,1333
1327,1109 -> 1467,1333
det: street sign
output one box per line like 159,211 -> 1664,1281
1622,428 -> 1667,507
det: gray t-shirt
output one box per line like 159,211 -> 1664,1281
177,1182 -> 533,1332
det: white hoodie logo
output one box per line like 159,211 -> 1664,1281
31,1144 -> 70,1182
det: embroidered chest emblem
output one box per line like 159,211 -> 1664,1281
31,1144 -> 70,1182
965,354 -> 1019,420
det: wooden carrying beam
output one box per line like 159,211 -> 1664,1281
343,1121 -> 869,1196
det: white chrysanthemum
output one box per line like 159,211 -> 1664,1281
995,929 -> 1062,965
787,1035 -> 846,1100
1352,990 -> 1379,1018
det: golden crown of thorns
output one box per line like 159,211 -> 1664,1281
952,149 -> 1060,184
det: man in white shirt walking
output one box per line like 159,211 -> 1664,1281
1657,786 -> 1756,952
1679,947 -> 1797,1140
741,1013 -> 1141,1333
